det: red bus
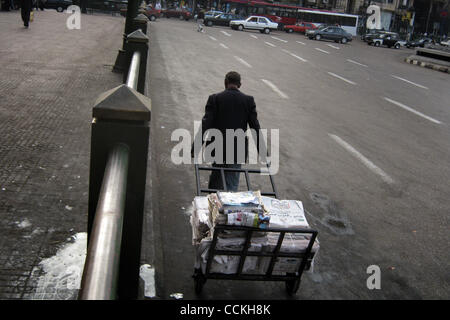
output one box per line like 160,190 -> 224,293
220,0 -> 360,35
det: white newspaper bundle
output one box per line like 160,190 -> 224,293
261,197 -> 309,229
190,196 -> 213,245
195,236 -> 268,275
259,232 -> 320,274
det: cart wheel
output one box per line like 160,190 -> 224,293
285,279 -> 300,296
193,268 -> 206,294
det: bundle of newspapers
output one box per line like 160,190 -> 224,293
190,191 -> 320,275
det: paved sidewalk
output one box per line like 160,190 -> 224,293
0,10 -> 124,299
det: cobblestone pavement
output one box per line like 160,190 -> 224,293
0,9 -> 124,299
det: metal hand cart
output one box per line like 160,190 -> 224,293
192,164 -> 318,295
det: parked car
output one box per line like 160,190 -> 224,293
230,16 -> 278,34
284,21 -> 317,34
361,29 -> 386,41
43,0 -> 72,12
204,13 -> 242,27
161,8 -> 192,20
120,6 -> 161,21
405,37 -> 433,48
204,10 -> 223,19
306,26 -> 352,44
368,32 -> 405,49
440,39 -> 450,47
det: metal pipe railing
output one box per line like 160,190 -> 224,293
79,143 -> 130,300
126,51 -> 141,90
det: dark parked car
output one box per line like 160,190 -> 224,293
306,26 -> 352,44
161,8 -> 192,20
44,0 -> 72,12
361,29 -> 386,41
204,13 -> 241,27
406,37 -> 433,48
367,32 -> 405,48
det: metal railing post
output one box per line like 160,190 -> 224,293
113,0 -> 140,73
123,29 -> 149,95
85,83 -> 151,299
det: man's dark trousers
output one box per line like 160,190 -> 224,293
20,0 -> 32,27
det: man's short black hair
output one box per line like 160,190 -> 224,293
225,71 -> 241,86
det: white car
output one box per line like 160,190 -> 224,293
230,16 -> 278,34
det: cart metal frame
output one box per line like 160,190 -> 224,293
193,164 -> 318,295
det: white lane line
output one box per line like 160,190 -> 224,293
296,41 -> 306,45
391,75 -> 429,90
219,43 -> 229,49
315,48 -> 330,54
250,34 -> 258,39
221,31 -> 232,37
271,36 -> 288,43
383,97 -> 441,124
329,134 -> 395,185
347,59 -> 368,68
282,49 -> 307,62
327,44 -> 340,49
208,36 -> 217,41
261,79 -> 289,99
234,56 -> 252,68
265,41 -> 276,47
327,72 -> 356,85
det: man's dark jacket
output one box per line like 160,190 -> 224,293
197,87 -> 261,164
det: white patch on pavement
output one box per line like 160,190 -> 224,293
140,264 -> 156,298
170,293 -> 184,299
264,41 -> 276,47
16,219 -> 32,228
29,232 -> 87,300
219,43 -> 229,49
315,48 -> 330,54
346,59 -> 368,68
221,31 -> 231,37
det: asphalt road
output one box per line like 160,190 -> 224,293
146,18 -> 450,299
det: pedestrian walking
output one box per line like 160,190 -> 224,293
192,71 -> 262,191
197,9 -> 205,32
20,0 -> 33,28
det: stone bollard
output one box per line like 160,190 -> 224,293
133,13 -> 148,35
88,84 -> 151,299
123,29 -> 149,95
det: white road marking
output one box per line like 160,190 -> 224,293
234,56 -> 252,68
219,43 -> 229,49
271,36 -> 288,43
250,34 -> 258,39
315,48 -> 330,54
391,75 -> 429,90
327,72 -> 356,85
346,59 -> 368,68
282,49 -> 307,62
327,44 -> 340,49
329,134 -> 395,185
265,41 -> 276,47
221,31 -> 232,37
261,79 -> 289,99
296,41 -> 306,45
208,36 -> 217,41
383,97 -> 441,124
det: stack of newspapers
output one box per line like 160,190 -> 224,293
190,191 -> 320,275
